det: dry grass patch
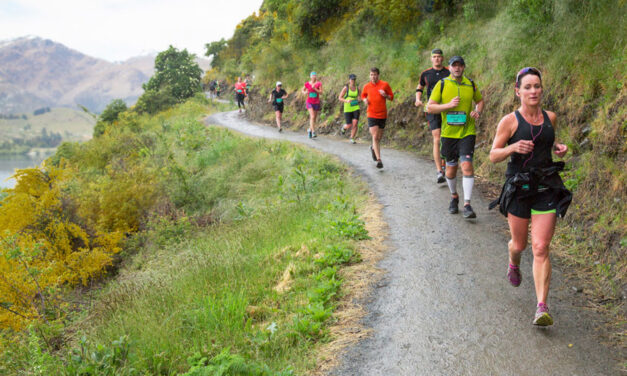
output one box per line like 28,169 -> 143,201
312,193 -> 389,375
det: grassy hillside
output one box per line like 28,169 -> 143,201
0,107 -> 95,154
0,107 -> 94,138
0,97 -> 375,374
208,0 -> 626,338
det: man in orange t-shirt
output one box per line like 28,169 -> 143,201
362,67 -> 394,169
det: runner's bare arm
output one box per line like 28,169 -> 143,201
339,86 -> 348,102
490,113 -> 532,163
426,98 -> 457,114
415,84 -> 425,107
547,111 -> 568,157
470,99 -> 485,119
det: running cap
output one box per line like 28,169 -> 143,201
515,67 -> 542,88
276,81 -> 282,86
449,56 -> 465,65
310,71 -> 317,76
348,74 -> 357,80
431,48 -> 443,55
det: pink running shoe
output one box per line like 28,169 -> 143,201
533,302 -> 554,326
507,263 -> 521,287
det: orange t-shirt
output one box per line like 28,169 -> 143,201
362,80 -> 394,119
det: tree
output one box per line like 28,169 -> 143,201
94,99 -> 129,136
99,99 -> 128,123
204,38 -> 227,69
139,46 -> 203,112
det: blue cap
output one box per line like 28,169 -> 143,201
310,71 -> 317,76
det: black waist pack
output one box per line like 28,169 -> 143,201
489,162 -> 572,218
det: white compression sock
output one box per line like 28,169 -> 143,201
446,176 -> 457,195
463,175 -> 474,203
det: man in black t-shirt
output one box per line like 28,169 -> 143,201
268,81 -> 287,132
415,48 -> 450,183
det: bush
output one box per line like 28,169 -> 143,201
134,88 -> 178,115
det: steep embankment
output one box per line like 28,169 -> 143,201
212,0 -> 625,338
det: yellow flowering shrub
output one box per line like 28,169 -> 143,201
0,165 -> 126,330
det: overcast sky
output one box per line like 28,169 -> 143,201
0,0 -> 263,62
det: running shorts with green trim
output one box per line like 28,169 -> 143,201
426,113 -> 442,131
441,135 -> 475,164
344,110 -> 360,124
273,103 -> 284,113
507,186 -> 559,219
368,117 -> 386,129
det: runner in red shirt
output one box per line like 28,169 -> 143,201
362,67 -> 394,168
234,77 -> 247,113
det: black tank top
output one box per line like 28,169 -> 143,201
506,110 -> 555,176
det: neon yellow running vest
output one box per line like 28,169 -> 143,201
344,86 -> 360,113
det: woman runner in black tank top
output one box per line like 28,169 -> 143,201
489,67 -> 569,327
506,109 -> 555,176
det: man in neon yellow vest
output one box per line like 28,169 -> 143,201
427,56 -> 485,219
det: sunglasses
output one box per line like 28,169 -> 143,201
515,67 -> 542,86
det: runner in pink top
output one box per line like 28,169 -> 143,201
302,71 -> 322,138
234,77 -> 247,113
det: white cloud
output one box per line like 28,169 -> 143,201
0,0 -> 263,61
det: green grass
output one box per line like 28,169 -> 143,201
0,98 -> 370,375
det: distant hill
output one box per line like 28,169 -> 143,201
0,107 -> 95,143
0,36 -> 211,114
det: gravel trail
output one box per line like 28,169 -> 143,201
206,110 -> 620,376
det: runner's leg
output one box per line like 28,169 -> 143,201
312,110 -> 319,133
369,126 -> 381,160
275,110 -> 282,129
308,108 -> 315,132
432,128 -> 442,171
530,212 -> 557,304
350,118 -> 359,139
460,161 -> 474,205
507,214 -> 529,266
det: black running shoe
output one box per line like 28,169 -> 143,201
376,160 -> 383,169
370,146 -> 377,161
463,204 -> 476,219
437,171 -> 446,184
449,197 -> 459,214
341,127 -> 347,135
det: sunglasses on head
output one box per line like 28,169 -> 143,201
516,67 -> 542,86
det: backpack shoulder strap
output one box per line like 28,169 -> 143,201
468,78 -> 476,92
440,78 -> 446,96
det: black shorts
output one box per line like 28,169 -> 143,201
426,113 -> 442,131
367,117 -> 386,129
273,103 -> 284,113
440,135 -> 476,165
344,110 -> 360,124
507,187 -> 559,219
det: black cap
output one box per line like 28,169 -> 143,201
449,56 -> 465,65
431,48 -> 443,55
348,74 -> 356,80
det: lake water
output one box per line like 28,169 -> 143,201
0,155 -> 48,189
